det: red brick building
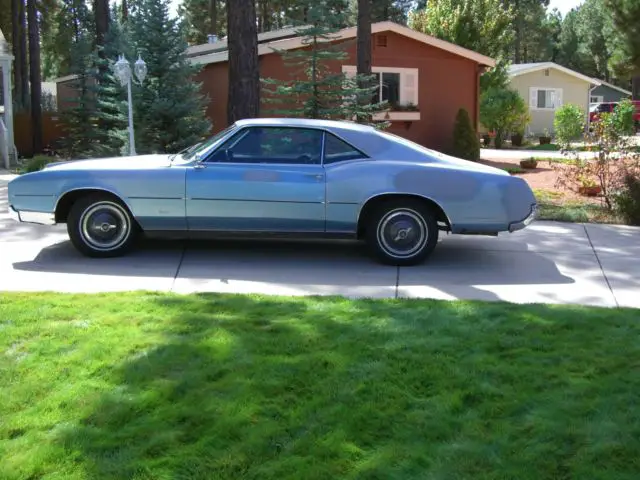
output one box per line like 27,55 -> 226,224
187,21 -> 495,152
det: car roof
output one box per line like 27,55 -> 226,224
233,117 -> 377,133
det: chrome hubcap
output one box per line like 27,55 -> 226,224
80,202 -> 130,251
377,209 -> 428,258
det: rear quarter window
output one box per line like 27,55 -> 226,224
323,133 -> 368,164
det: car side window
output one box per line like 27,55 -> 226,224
323,133 -> 368,164
206,127 -> 323,165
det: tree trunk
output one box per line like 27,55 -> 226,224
227,0 -> 260,123
27,0 -> 42,154
121,0 -> 128,22
210,0 -> 217,35
357,0 -> 372,123
94,0 -> 109,47
357,0 -> 371,76
514,0 -> 521,63
11,0 -> 23,109
259,0 -> 271,33
12,0 -> 29,109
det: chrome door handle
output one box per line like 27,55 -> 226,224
305,173 -> 324,180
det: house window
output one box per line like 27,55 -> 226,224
342,66 -> 418,108
529,87 -> 563,110
590,95 -> 604,104
371,72 -> 400,105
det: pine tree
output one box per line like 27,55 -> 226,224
58,4 -> 99,158
90,12 -> 130,157
261,0 -> 387,126
128,0 -> 211,153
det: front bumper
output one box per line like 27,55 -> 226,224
508,203 -> 537,232
8,205 -> 56,225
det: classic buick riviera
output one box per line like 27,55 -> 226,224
7,118 -> 537,266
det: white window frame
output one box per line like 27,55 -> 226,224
529,87 -> 563,111
590,95 -> 604,104
342,65 -> 419,107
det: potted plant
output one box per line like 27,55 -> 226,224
520,158 -> 538,169
539,128 -> 552,145
511,131 -> 524,147
577,176 -> 601,196
510,109 -> 530,147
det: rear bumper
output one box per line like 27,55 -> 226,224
508,203 -> 537,232
8,205 -> 56,225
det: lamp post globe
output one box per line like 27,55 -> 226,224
114,55 -> 131,87
134,55 -> 147,84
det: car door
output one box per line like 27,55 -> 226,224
185,126 -> 326,232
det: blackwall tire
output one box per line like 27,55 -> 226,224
365,199 -> 439,266
66,193 -> 138,258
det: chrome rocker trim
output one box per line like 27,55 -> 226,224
8,206 -> 56,225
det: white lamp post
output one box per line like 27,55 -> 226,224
114,54 -> 147,156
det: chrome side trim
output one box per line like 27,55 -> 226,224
9,206 -> 56,225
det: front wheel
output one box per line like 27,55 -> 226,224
365,200 -> 439,266
67,193 -> 138,258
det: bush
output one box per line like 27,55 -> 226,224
24,155 -> 58,173
451,108 -> 480,161
553,104 -> 584,146
613,99 -> 635,136
614,174 -> 640,226
554,111 -> 640,210
480,87 -> 529,149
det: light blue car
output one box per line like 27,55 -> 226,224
7,118 -> 537,266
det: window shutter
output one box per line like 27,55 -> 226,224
401,70 -> 418,105
529,88 -> 538,108
342,66 -> 356,79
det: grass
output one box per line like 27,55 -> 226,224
529,143 -> 561,151
1,292 -> 640,479
534,188 -> 622,223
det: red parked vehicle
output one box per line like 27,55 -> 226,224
589,100 -> 640,131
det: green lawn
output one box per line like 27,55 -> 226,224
534,188 -> 623,224
1,292 -> 640,479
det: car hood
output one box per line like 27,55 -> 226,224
42,154 -> 173,171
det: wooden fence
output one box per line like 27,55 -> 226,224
14,111 -> 66,158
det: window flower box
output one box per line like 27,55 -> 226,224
373,110 -> 421,121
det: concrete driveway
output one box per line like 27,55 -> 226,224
1,173 -> 639,308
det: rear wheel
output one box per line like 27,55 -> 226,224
365,199 -> 439,266
67,193 -> 138,258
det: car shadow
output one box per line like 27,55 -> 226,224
12,236 -> 577,290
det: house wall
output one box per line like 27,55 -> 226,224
590,84 -> 630,103
509,68 -> 592,135
195,31 -> 481,152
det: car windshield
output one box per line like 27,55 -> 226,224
177,125 -> 237,163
